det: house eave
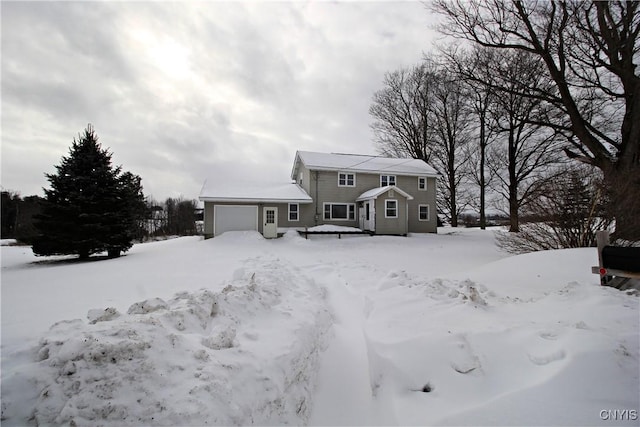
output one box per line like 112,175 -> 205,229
356,185 -> 414,202
199,197 -> 313,204
304,165 -> 438,177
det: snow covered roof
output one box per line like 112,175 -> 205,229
199,180 -> 313,203
356,185 -> 414,201
291,151 -> 438,179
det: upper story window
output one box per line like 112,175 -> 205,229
338,172 -> 355,187
381,175 -> 396,187
298,172 -> 303,186
418,176 -> 427,191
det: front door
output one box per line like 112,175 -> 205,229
263,207 -> 278,238
367,202 -> 375,232
361,201 -> 375,232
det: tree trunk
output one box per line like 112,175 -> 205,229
509,191 -> 519,232
79,249 -> 89,260
508,128 -> 519,232
479,112 -> 487,230
450,191 -> 458,227
449,152 -> 458,227
108,249 -> 121,258
604,162 -> 640,242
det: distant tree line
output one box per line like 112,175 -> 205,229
1,191 -> 43,243
143,196 -> 201,238
1,192 -> 201,244
369,0 -> 638,251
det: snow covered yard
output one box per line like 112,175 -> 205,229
1,229 -> 638,426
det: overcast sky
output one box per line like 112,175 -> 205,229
1,1 -> 440,201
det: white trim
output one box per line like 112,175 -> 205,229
418,176 -> 427,191
385,199 -> 398,218
323,202 -> 356,221
288,203 -> 299,222
418,204 -> 430,221
201,197 -> 312,203
304,165 -> 438,177
356,185 -> 414,202
293,151 -> 440,178
337,171 -> 356,187
380,174 -> 396,187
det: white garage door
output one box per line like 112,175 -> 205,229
214,205 -> 259,236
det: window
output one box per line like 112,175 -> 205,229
380,175 -> 396,187
323,203 -> 356,220
338,172 -> 355,187
418,204 -> 430,221
385,200 -> 398,218
288,203 -> 299,221
418,177 -> 427,191
266,209 -> 275,224
298,172 -> 303,186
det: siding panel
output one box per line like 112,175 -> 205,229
307,170 -> 436,233
374,192 -> 408,235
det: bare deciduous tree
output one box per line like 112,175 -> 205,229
429,67 -> 474,226
370,61 -> 473,226
488,50 -> 566,231
431,0 -> 640,240
442,46 -> 501,229
370,64 -> 437,161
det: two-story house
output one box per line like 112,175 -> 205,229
199,150 -> 438,238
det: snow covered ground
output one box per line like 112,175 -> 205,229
1,228 -> 638,426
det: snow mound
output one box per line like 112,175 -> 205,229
126,297 -> 169,314
212,230 -> 265,242
281,229 -> 306,242
13,257 -> 332,426
307,225 -> 362,232
377,270 -> 492,307
87,307 -> 121,324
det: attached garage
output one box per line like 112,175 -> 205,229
213,205 -> 258,236
199,180 -> 313,238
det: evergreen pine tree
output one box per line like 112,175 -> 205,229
33,125 -> 146,259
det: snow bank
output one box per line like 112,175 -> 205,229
2,230 -> 637,426
335,250 -> 639,426
306,225 -> 363,232
212,230 -> 266,242
1,238 -> 18,246
2,256 -> 332,426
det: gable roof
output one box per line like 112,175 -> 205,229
199,180 -> 312,203
291,150 -> 438,179
356,185 -> 414,202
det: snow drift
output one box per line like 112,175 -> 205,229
2,256 -> 331,426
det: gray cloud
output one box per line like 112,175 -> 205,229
1,1 -> 439,201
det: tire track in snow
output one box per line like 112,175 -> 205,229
307,263 -> 398,426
